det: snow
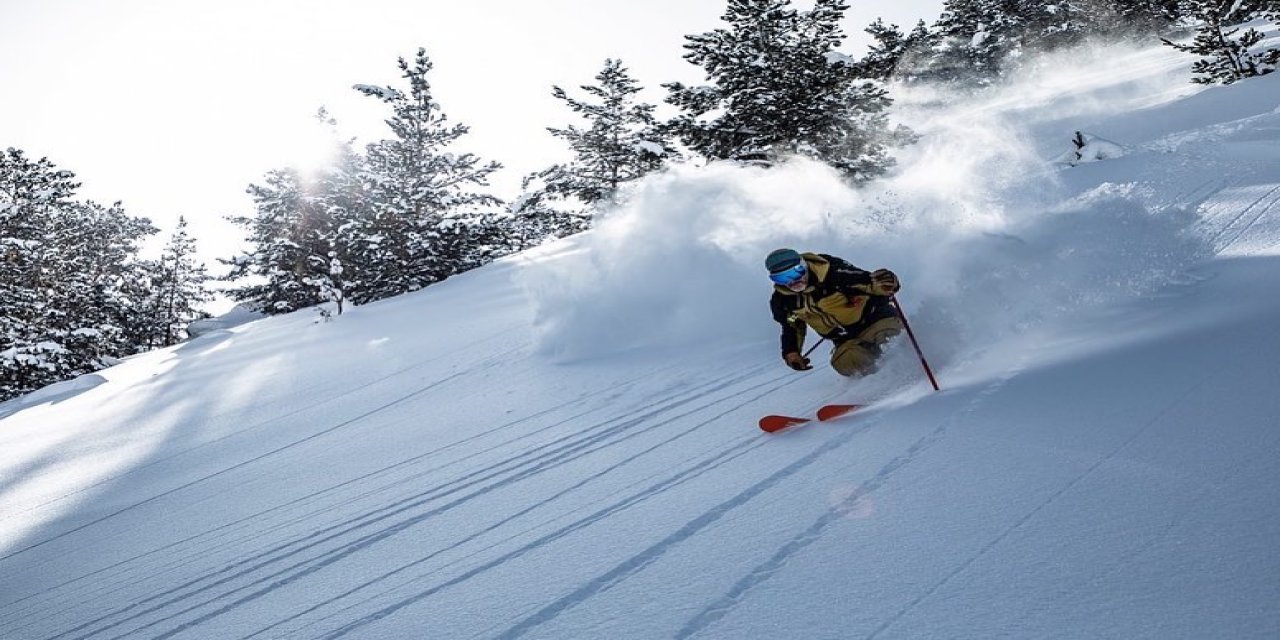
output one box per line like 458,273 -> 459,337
633,140 -> 666,156
3,32 -> 1280,640
0,373 -> 105,421
351,84 -> 403,101
1051,132 -> 1126,165
186,304 -> 266,338
823,51 -> 855,66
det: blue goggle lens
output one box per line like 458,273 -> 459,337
769,263 -> 807,285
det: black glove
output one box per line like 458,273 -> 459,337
783,352 -> 813,371
870,268 -> 900,296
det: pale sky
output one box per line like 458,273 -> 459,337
0,0 -> 942,269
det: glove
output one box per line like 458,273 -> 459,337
783,352 -> 813,371
869,268 -> 900,296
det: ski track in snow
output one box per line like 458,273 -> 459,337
0,331 -> 521,525
0,344 -> 524,567
1207,183 -> 1280,253
6,361 -> 813,639
675,355 -> 1033,639
862,361 -> 1226,640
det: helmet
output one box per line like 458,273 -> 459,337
765,248 -> 803,274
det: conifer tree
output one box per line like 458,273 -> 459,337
308,131 -> 372,311
911,1 -> 1088,81
664,0 -> 908,182
538,59 -> 673,207
147,217 -> 212,346
355,48 -> 503,295
504,173 -> 593,250
0,148 -> 158,400
224,168 -> 332,313
1112,0 -> 1185,31
53,199 -> 157,358
858,19 -> 932,81
1162,0 -> 1280,84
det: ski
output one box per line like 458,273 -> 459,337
759,404 -> 863,433
816,404 -> 861,421
759,415 -> 811,433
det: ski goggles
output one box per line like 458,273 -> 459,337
768,262 -> 807,286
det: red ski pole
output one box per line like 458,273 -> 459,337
891,295 -> 940,391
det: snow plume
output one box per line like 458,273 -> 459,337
520,160 -> 860,361
870,42 -> 1212,361
522,40 -> 1212,365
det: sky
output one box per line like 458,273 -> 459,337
0,0 -> 942,272
2,26 -> 1280,634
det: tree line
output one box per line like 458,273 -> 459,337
3,0 -> 1278,402
0,148 -> 210,399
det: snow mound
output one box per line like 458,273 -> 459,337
0,373 -> 105,420
1052,131 -> 1127,165
186,304 -> 266,338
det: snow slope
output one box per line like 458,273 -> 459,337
3,35 -> 1280,639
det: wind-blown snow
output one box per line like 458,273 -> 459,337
2,28 -> 1279,640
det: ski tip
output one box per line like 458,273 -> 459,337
759,415 -> 810,433
816,404 -> 862,422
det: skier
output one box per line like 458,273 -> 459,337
766,248 -> 903,376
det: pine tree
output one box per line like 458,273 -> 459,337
0,148 -> 158,400
355,48 -> 503,296
224,168 -> 332,314
1,148 -> 81,399
912,1 -> 1069,81
663,0 -> 908,182
308,129 -> 372,311
858,19 -> 933,81
1162,0 -> 1280,84
503,173 -> 593,250
51,199 -> 157,359
1112,0 -> 1185,31
148,217 -> 212,346
538,59 -> 673,207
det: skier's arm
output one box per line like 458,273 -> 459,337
823,256 -> 899,297
770,294 -> 806,355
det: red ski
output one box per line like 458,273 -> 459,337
816,404 -> 860,421
759,414 -> 811,433
759,404 -> 863,433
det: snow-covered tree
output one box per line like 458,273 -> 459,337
663,0 -> 909,182
538,59 -> 674,207
1112,0 -> 1185,31
224,168 -> 333,314
0,148 -> 159,400
308,130 -> 373,311
905,1 -> 1103,82
857,19 -> 932,81
355,48 -> 504,297
502,173 -> 593,251
225,58 -> 511,317
145,217 -> 212,347
1162,1 -> 1280,84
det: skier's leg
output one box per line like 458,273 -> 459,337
829,317 -> 904,377
830,339 -> 877,377
858,316 -> 903,346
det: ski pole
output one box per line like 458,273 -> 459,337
891,295 -> 940,391
802,337 -> 827,360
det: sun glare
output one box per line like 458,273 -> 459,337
273,119 -> 339,177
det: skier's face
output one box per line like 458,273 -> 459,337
785,272 -> 808,292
